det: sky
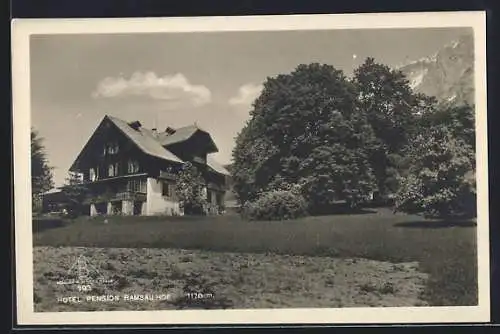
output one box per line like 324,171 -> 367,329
30,27 -> 470,187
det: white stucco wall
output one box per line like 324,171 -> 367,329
106,202 -> 113,215
122,200 -> 133,215
90,204 -> 97,216
145,177 -> 182,216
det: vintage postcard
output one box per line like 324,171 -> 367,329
12,11 -> 489,325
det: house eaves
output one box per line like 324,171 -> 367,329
106,116 -> 184,164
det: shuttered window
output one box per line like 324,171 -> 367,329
162,181 -> 175,198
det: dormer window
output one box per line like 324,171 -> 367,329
127,160 -> 140,174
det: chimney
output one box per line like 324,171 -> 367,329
128,121 -> 142,130
165,126 -> 176,135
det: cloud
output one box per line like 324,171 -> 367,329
92,72 -> 212,107
228,83 -> 263,107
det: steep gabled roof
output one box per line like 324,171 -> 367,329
158,124 -> 218,154
70,116 -> 183,171
70,115 -> 230,177
206,155 -> 230,176
159,125 -> 199,146
107,116 -> 183,163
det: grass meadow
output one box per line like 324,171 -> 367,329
33,207 -> 477,308
33,246 -> 429,311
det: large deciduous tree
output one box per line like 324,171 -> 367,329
352,58 -> 429,197
395,103 -> 476,218
394,126 -> 476,218
232,63 -> 377,212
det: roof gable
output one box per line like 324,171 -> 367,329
107,116 -> 183,163
159,125 -> 198,146
69,116 -> 183,171
159,124 -> 219,154
206,155 -> 230,176
70,115 -> 230,177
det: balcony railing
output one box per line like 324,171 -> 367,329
113,191 -> 147,202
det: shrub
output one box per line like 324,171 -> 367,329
175,162 -> 208,216
243,190 -> 308,221
394,126 -> 476,218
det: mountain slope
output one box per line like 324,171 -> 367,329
399,34 -> 474,106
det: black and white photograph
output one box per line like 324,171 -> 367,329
12,12 -> 489,325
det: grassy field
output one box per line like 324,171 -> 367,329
33,207 -> 477,306
33,246 -> 428,311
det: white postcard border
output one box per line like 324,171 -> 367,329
12,11 -> 489,325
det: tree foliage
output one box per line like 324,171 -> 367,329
418,102 -> 475,149
31,128 -> 54,211
232,63 -> 377,212
352,58 -> 433,196
60,172 -> 89,217
231,59 -> 476,219
395,103 -> 476,218
394,127 -> 476,218
175,162 -> 208,215
243,189 -> 308,221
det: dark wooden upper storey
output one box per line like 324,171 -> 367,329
69,115 -> 230,186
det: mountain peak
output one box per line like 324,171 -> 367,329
399,33 -> 474,106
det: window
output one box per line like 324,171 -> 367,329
162,181 -> 174,197
105,142 -> 119,155
112,143 -> 119,154
216,193 -> 224,206
206,190 -> 212,203
127,179 -> 145,193
193,155 -> 205,164
127,160 -> 140,173
108,163 -> 119,177
89,168 -> 98,181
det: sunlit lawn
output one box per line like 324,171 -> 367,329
33,207 -> 477,306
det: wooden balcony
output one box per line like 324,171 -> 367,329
112,191 -> 147,202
